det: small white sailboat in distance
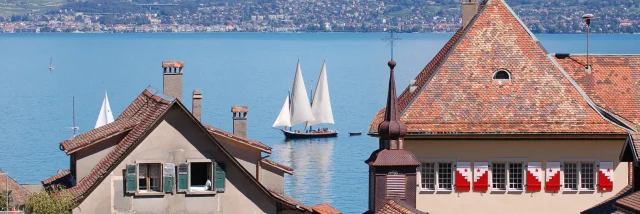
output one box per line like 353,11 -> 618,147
95,91 -> 115,128
273,61 -> 337,139
49,57 -> 54,72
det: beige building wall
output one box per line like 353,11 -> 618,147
406,138 -> 628,214
261,164 -> 285,194
216,136 -> 261,178
74,133 -> 124,181
74,106 -> 276,214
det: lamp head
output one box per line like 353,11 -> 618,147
582,14 -> 594,26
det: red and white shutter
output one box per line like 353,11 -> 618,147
599,162 -> 614,191
473,162 -> 488,192
456,162 -> 471,192
526,162 -> 542,192
545,162 -> 561,191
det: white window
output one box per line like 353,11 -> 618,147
420,162 -> 453,191
563,161 -> 595,191
138,163 -> 162,192
491,162 -> 523,191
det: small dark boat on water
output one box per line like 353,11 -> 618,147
279,129 -> 338,139
349,132 -> 362,136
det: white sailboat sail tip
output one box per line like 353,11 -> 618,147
307,61 -> 334,127
273,96 -> 292,127
289,62 -> 315,127
95,91 -> 115,128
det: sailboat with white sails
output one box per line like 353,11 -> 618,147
95,91 -> 115,128
272,61 -> 337,139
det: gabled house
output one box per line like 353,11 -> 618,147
367,0 -> 639,213
43,61 -> 338,214
0,170 -> 30,211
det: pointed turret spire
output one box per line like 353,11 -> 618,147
377,60 -> 407,143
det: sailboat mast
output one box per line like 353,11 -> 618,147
72,97 -> 78,137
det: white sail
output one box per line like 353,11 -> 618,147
289,61 -> 315,127
307,61 -> 334,127
95,91 -> 115,128
273,96 -> 292,127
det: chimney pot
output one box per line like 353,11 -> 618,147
462,0 -> 479,28
192,89 -> 202,122
232,106 -> 249,138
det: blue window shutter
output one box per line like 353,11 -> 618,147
177,163 -> 188,192
126,164 -> 136,193
215,162 -> 225,192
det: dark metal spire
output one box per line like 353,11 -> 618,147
377,59 -> 407,142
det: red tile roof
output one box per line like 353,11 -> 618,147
0,170 -> 30,207
42,169 -> 71,186
204,124 -> 272,153
64,88 -> 175,200
369,0 -> 626,135
261,158 -> 294,175
615,190 -> 640,213
60,119 -> 137,154
269,189 -> 313,212
554,55 -> 640,127
366,149 -> 420,166
312,203 -> 342,214
582,185 -> 633,214
376,199 -> 427,214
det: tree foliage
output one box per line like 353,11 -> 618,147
0,190 -> 12,211
25,185 -> 77,214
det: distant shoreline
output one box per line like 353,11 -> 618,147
1,31 -> 640,35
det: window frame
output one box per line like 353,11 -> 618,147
134,160 -> 165,196
418,158 -> 455,192
489,158 -> 526,193
561,159 -> 597,192
492,69 -> 512,81
186,159 -> 216,195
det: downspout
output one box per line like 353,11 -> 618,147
257,155 -> 270,182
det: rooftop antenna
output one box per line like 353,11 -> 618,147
71,97 -> 79,137
382,29 -> 401,60
582,14 -> 594,72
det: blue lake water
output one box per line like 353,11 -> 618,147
0,33 -> 639,213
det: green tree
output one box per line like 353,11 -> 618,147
25,185 -> 78,214
0,190 -> 12,211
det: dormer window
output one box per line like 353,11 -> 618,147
493,70 -> 511,80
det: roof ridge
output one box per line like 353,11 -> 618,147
204,124 -> 272,153
261,158 -> 294,174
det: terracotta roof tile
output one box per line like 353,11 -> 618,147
616,190 -> 640,213
269,189 -> 313,212
369,0 -> 626,135
0,170 -> 30,207
204,124 -> 272,153
582,185 -> 633,214
60,119 -> 137,154
312,203 -> 342,214
628,133 -> 640,162
366,149 -> 420,166
261,158 -> 294,175
377,199 -> 427,214
42,169 -> 71,187
555,55 -> 640,126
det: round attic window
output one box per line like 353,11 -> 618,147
493,70 -> 511,80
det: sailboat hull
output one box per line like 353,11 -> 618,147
279,129 -> 338,139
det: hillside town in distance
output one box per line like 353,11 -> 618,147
0,0 -> 640,33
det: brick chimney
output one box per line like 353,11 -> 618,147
232,106 -> 248,138
462,0 -> 478,28
192,89 -> 202,122
162,60 -> 184,102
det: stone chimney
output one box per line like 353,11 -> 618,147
192,89 -> 202,122
232,106 -> 248,138
462,0 -> 478,28
162,60 -> 184,102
